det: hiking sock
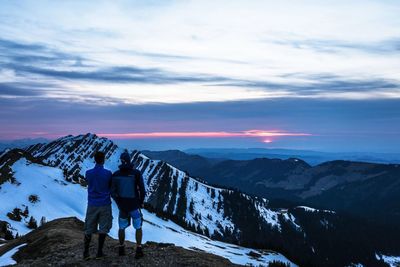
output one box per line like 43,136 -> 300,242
83,234 -> 91,260
96,233 -> 107,258
135,246 -> 144,259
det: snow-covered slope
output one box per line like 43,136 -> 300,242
27,133 -> 122,183
0,243 -> 26,266
26,134 -> 297,239
0,156 -> 295,266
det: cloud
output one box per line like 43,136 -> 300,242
1,96 -> 399,151
269,37 -> 400,54
1,37 -> 400,104
0,82 -> 50,97
7,64 -> 230,84
0,37 -> 231,85
227,75 -> 400,97
98,130 -> 311,139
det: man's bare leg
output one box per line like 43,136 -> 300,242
136,228 -> 142,247
135,228 -> 144,259
118,229 -> 125,246
118,229 -> 126,256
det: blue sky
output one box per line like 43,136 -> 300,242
0,0 -> 400,151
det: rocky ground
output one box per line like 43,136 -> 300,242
0,217 -> 238,266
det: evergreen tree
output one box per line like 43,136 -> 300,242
189,199 -> 194,215
7,208 -> 22,221
211,188 -> 216,198
2,223 -> 14,240
268,261 -> 290,267
28,194 -> 40,203
27,216 -> 38,229
22,206 -> 29,217
40,216 -> 47,226
204,227 -> 210,237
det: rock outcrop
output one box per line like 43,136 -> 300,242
0,217 -> 238,266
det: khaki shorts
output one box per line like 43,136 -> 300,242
84,205 -> 112,235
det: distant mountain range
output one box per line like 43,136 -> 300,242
184,148 -> 400,165
0,138 -> 48,152
143,150 -> 400,226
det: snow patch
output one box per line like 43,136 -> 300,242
0,243 -> 26,266
376,253 -> 400,267
296,206 -> 336,214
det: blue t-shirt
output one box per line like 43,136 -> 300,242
85,164 -> 112,206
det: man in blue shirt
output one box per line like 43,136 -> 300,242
111,151 -> 146,259
83,151 -> 113,260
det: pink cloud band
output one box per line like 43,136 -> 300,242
98,130 -> 311,139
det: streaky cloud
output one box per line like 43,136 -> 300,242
98,130 -> 312,139
269,37 -> 400,54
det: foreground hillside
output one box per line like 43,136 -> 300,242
0,217 -> 238,266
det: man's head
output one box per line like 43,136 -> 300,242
94,151 -> 105,165
120,151 -> 131,165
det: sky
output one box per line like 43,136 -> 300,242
0,0 -> 400,152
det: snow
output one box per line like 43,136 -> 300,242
0,158 -> 87,235
255,202 -> 281,230
296,206 -> 336,214
184,178 -> 235,235
0,158 -> 296,267
376,253 -> 400,267
0,243 -> 26,266
129,209 -> 296,266
282,212 -> 301,230
297,206 -> 317,212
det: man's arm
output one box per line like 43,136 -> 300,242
136,171 -> 146,207
110,172 -> 118,199
84,170 -> 90,185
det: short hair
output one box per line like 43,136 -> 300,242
120,151 -> 131,165
94,151 -> 105,164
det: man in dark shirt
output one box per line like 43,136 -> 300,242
111,151 -> 146,259
83,151 -> 113,260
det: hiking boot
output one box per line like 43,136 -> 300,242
95,251 -> 106,259
83,250 -> 90,261
135,246 -> 144,259
118,245 -> 126,256
96,233 -> 106,259
83,234 -> 91,260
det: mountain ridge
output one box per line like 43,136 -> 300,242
184,148 -> 400,165
144,149 -> 400,225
